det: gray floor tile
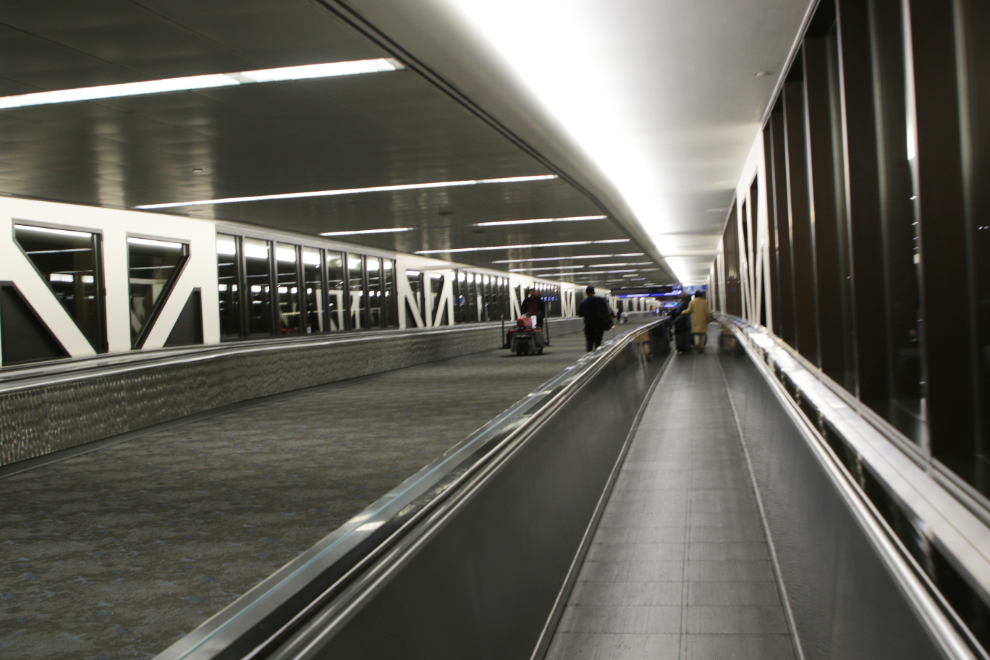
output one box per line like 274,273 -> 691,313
683,633 -> 795,660
687,542 -> 769,561
685,560 -> 775,582
546,632 -> 603,660
548,352 -> 795,656
689,526 -> 767,543
559,606 -> 682,634
570,580 -> 683,607
686,606 -> 789,634
688,581 -> 782,606
596,633 -> 681,659
587,542 -> 686,562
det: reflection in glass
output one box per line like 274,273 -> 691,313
276,244 -> 300,335
348,254 -> 365,329
325,251 -> 345,331
217,235 -> 241,340
467,274 -> 478,322
128,237 -> 187,347
303,247 -> 324,334
244,238 -> 273,337
14,224 -> 105,352
383,260 -> 398,328
366,257 -> 383,329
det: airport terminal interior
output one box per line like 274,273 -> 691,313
0,1 -> 988,659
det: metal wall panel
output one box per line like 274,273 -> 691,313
718,344 -> 946,660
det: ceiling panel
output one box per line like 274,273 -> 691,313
0,0 -> 668,284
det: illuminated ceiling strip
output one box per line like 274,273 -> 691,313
473,214 -> 606,227
506,265 -> 586,272
14,224 -> 92,239
135,174 -> 557,210
491,253 -> 644,264
320,227 -> 415,237
0,59 -> 403,111
416,238 -> 628,255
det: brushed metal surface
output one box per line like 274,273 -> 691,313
254,324 -> 671,660
717,336 -> 957,659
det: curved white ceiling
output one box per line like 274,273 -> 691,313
428,0 -> 815,283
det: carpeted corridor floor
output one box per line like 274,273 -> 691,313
0,322 -> 648,660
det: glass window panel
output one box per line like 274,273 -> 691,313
430,273 -> 445,325
406,269 -> 423,327
127,236 -> 188,347
366,257 -> 383,329
325,251 -> 345,331
302,247 -> 324,334
244,238 -> 273,337
348,254 -> 365,330
275,243 -> 301,335
383,260 -> 398,328
13,224 -> 105,352
467,274 -> 478,322
217,234 -> 241,340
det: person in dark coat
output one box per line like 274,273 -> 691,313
521,288 -> 546,327
578,286 -> 615,351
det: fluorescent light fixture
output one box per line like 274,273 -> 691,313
473,214 -> 606,227
320,227 -> 415,237
588,262 -> 653,268
276,245 -> 297,263
0,59 -> 403,111
49,273 -> 74,283
216,235 -> 237,256
136,174 -> 557,210
491,253 -> 643,264
507,265 -> 585,272
15,224 -> 92,239
127,237 -> 184,250
416,238 -> 628,255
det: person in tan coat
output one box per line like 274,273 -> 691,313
684,291 -> 711,353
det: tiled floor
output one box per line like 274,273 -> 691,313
546,344 -> 795,660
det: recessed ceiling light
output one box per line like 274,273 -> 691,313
320,227 -> 416,237
473,214 -> 606,227
491,252 -> 644,264
415,238 -> 628,255
0,59 -> 404,111
507,265 -> 586,272
135,174 -> 557,209
192,168 -> 203,174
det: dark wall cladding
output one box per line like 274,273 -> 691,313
0,319 -> 585,467
724,0 -> 990,500
723,202 -> 742,316
0,285 -> 69,366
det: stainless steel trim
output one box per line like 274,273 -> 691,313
721,314 -> 989,659
154,320 -> 666,660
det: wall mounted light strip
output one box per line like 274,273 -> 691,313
320,227 -> 415,237
416,238 -> 628,255
135,174 -> 557,210
0,59 -> 403,111
491,253 -> 644,264
473,214 -> 606,227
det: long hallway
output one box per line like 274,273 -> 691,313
547,336 -> 796,659
0,322 -> 643,660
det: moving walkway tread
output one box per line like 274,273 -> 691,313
547,340 -> 796,660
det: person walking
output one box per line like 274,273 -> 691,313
684,290 -> 711,353
671,293 -> 692,353
616,299 -> 624,324
578,286 -> 615,352
521,287 -> 546,328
